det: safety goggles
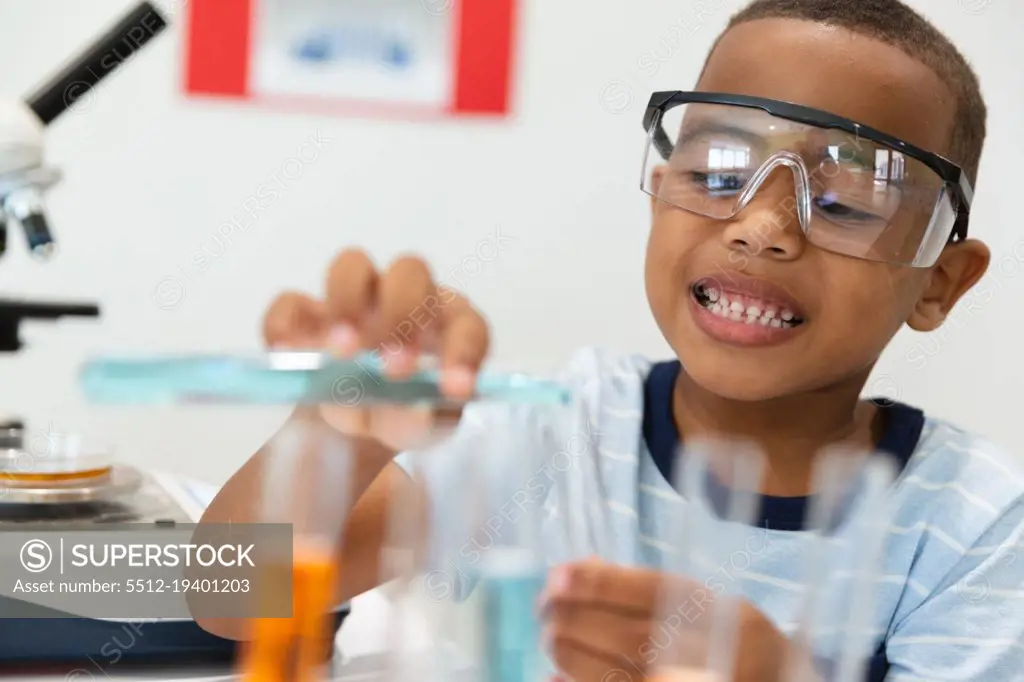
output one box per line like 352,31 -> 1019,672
640,91 -> 973,267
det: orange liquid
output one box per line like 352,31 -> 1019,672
294,557 -> 336,682
0,466 -> 112,482
239,547 -> 337,682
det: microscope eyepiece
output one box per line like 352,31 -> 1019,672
26,3 -> 168,126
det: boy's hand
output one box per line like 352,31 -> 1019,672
541,559 -> 806,682
261,250 -> 489,452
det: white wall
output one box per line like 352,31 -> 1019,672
0,0 -> 1019,487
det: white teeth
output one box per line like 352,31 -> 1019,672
698,290 -> 802,328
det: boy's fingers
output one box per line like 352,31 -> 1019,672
547,637 -> 632,682
542,603 -> 650,668
324,249 -> 379,354
376,256 -> 439,377
544,561 -> 664,612
263,291 -> 328,348
318,250 -> 488,404
439,297 -> 489,398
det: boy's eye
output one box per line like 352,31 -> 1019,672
688,171 -> 748,196
812,193 -> 884,225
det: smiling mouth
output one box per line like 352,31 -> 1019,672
691,281 -> 805,329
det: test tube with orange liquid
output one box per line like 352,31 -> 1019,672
239,419 -> 355,682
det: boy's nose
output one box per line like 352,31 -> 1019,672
720,166 -> 806,262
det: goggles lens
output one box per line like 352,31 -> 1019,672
641,102 -> 959,267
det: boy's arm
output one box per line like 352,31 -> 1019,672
884,497 -> 1024,681
193,408 -> 426,641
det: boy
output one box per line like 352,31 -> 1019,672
198,0 -> 1024,680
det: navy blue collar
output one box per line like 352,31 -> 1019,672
642,360 -> 925,532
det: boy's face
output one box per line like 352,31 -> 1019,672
645,18 -> 990,402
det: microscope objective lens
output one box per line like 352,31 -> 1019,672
21,213 -> 55,258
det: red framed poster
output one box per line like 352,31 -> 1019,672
183,0 -> 517,118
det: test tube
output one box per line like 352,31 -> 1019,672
833,454 -> 895,682
650,439 -> 765,680
380,454 -> 441,682
240,417 -> 356,682
463,409 -> 549,682
378,403 -> 571,682
379,414 -> 479,682
784,449 -> 896,682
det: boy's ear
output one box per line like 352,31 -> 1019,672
907,239 -> 990,332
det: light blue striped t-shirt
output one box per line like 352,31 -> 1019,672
396,347 -> 1024,682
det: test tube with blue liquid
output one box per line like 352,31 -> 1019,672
474,402 -> 613,682
375,404 -> 571,682
460,408 -> 551,682
480,554 -> 547,682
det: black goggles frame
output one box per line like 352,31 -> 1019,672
642,91 -> 972,243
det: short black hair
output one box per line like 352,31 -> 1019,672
706,0 -> 987,185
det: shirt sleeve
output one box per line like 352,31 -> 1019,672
884,497 -> 1024,681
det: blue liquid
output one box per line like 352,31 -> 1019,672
78,352 -> 571,406
481,569 -> 548,682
